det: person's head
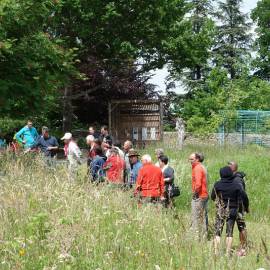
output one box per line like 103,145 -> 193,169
94,146 -> 103,156
86,135 -> 95,146
101,125 -> 109,135
42,126 -> 49,138
123,140 -> 133,152
189,152 -> 204,165
27,120 -> 33,129
228,161 -> 238,173
94,138 -> 102,146
61,132 -> 72,144
109,147 -> 119,157
220,166 -> 234,179
141,154 -> 152,165
155,148 -> 164,159
88,126 -> 95,135
113,140 -> 122,149
158,155 -> 169,168
128,149 -> 140,164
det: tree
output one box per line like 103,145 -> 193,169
48,0 -> 188,129
0,0 -> 79,123
251,0 -> 270,80
166,0 -> 215,93
213,0 -> 252,79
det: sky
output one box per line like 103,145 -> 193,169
149,0 -> 259,94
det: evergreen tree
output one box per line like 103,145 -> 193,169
213,0 -> 252,79
251,0 -> 270,80
167,0 -> 215,93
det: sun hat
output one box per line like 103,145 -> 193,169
128,149 -> 140,157
61,132 -> 72,140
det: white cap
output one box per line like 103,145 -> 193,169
61,132 -> 72,140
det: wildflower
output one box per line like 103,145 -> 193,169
19,248 -> 26,256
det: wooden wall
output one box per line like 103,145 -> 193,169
109,100 -> 163,144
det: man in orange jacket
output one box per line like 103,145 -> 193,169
189,152 -> 208,238
135,154 -> 165,204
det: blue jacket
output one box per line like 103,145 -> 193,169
130,161 -> 142,185
90,155 -> 106,181
16,126 -> 39,149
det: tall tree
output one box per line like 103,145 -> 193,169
167,0 -> 215,93
0,0 -> 79,121
48,0 -> 188,129
213,0 -> 252,79
251,0 -> 270,80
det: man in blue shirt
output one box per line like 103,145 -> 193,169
15,120 -> 39,149
90,147 -> 106,182
32,126 -> 59,157
128,149 -> 142,187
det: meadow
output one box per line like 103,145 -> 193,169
0,144 -> 269,270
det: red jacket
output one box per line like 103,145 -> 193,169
104,155 -> 125,183
136,163 -> 164,197
192,162 -> 208,198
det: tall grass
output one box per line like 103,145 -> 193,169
0,144 -> 269,269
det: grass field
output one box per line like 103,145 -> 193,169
0,144 -> 269,269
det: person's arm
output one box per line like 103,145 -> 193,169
47,137 -> 59,150
15,127 -> 25,144
134,169 -> 143,195
31,137 -> 41,149
159,172 -> 165,198
194,167 -> 202,197
211,185 -> 217,201
240,188 -> 249,213
164,167 -> 174,183
33,128 -> 39,140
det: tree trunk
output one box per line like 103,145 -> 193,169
62,86 -> 73,132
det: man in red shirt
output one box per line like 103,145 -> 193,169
189,152 -> 208,239
135,154 -> 165,204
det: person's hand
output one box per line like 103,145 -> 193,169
160,196 -> 166,201
192,192 -> 199,200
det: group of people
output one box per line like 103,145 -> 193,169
4,120 -> 250,256
189,153 -> 249,256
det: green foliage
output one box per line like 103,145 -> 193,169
251,0 -> 270,80
213,0 -> 252,79
0,0 -> 80,121
0,117 -> 26,136
181,68 -> 270,134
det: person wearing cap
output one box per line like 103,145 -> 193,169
228,161 -> 248,256
135,154 -> 165,204
189,152 -> 208,238
30,126 -> 59,157
15,120 -> 39,149
211,166 -> 249,256
128,149 -> 142,187
61,132 -> 82,179
103,147 -> 125,185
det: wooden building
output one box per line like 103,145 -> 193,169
108,100 -> 163,145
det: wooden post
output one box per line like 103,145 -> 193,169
160,101 -> 164,141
